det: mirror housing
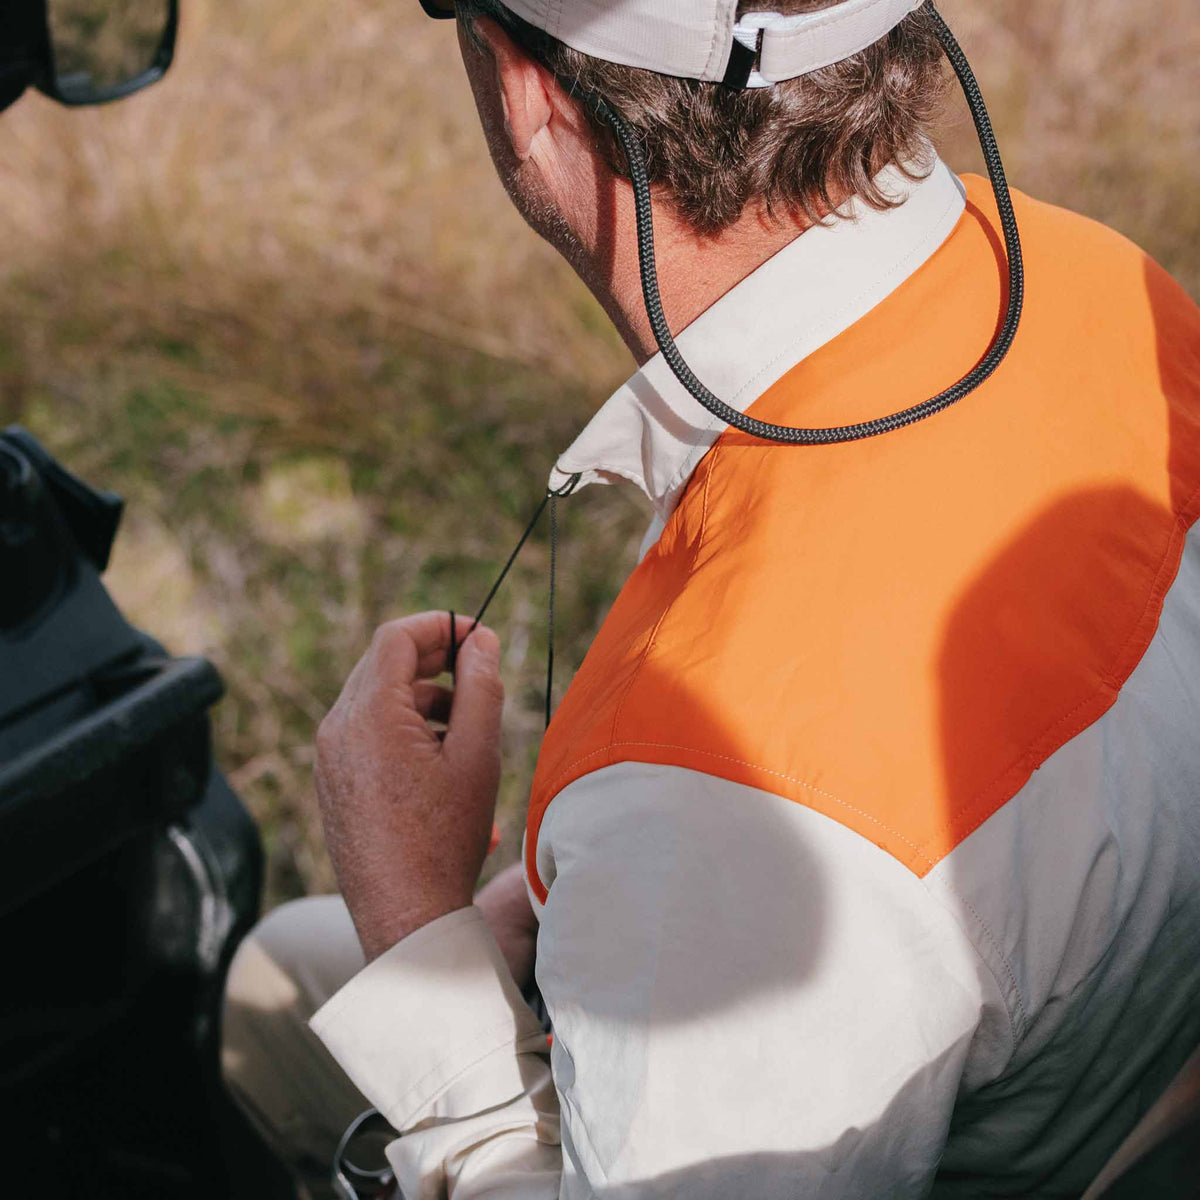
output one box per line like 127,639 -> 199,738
39,0 -> 178,106
0,0 -> 178,112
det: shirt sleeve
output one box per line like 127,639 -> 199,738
309,906 -> 562,1200
312,762 -> 1013,1199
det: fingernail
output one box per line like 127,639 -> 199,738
474,626 -> 501,663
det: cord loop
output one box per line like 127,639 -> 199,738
579,3 -> 1023,446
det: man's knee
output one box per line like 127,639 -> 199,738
222,894 -> 365,1086
221,895 -> 370,1185
227,894 -> 365,1023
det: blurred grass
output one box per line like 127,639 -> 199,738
0,0 -> 1196,906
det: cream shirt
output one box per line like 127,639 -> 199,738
311,156 -> 1200,1197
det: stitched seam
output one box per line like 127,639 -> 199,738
546,496 -> 1200,878
923,876 -> 1025,1054
385,1027 -> 549,1131
1104,483 -> 1200,683
542,743 -> 1030,1043
387,1016 -> 525,1110
543,744 -> 616,800
908,498 -> 1200,1038
541,491 -> 1200,1027
545,739 -> 935,870
928,875 -> 1028,1038
733,169 -> 958,402
551,1038 -> 610,1189
929,689 -> 1115,862
918,486 -> 1200,858
557,155 -> 956,507
702,0 -> 722,78
958,894 -> 1027,1034
541,746 -> 1030,1041
775,0 -> 905,40
608,615 -> 664,751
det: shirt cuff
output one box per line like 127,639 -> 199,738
310,906 -> 548,1131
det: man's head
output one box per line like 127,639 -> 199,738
454,0 -> 947,238
445,0 -> 1023,436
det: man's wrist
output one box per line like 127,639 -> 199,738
353,895 -> 475,962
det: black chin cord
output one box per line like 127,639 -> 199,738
449,472 -> 580,728
582,1 -> 1024,446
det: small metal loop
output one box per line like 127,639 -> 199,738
331,1108 -> 396,1200
548,472 -> 583,499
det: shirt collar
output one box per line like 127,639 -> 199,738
548,153 -> 967,522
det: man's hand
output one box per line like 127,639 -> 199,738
315,612 -> 504,962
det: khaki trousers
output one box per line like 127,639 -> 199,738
222,895 -> 381,1200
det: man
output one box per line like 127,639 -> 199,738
223,1 -> 1200,1196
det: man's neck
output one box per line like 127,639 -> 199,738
579,182 -> 819,368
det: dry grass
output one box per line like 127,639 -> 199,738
937,0 -> 1200,290
1,0 -> 1196,905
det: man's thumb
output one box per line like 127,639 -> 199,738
446,626 -> 504,752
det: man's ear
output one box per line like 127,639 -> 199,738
470,18 -> 556,162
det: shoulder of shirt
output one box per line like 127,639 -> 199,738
525,177 -> 1200,904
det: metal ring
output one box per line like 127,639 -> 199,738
332,1108 -> 397,1199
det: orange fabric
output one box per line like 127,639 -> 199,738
526,178 -> 1200,902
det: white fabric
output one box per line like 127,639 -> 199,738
738,0 -> 926,87
923,523 -> 1200,1195
501,0 -> 926,85
310,908 -> 549,1132
311,768 -> 1007,1199
312,907 -> 561,1200
311,529 -> 1200,1197
549,153 -> 966,522
532,767 -> 1007,1198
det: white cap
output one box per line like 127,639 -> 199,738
501,0 -> 927,88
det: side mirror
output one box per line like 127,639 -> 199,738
38,0 -> 178,106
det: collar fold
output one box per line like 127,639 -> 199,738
549,154 -> 966,521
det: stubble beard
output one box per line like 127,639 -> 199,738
494,153 -> 590,280
467,65 -> 592,281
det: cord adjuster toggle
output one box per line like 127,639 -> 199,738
722,17 -> 768,89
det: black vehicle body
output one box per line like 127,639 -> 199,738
0,428 -> 291,1198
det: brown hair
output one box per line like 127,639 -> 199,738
459,0 -> 949,235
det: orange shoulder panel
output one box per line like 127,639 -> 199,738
526,178 -> 1200,901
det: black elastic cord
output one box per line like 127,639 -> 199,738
448,473 -> 581,721
546,489 -> 561,728
472,496 -> 552,630
577,1 -> 1024,446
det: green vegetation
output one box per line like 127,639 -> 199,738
1,0 -> 1195,906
